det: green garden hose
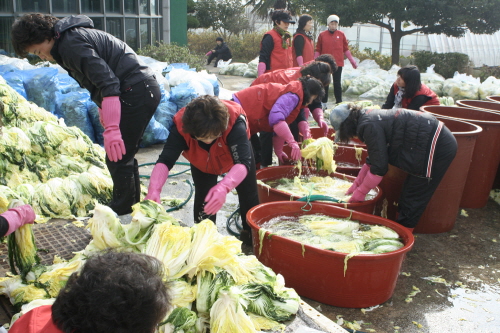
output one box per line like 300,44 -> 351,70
138,161 -> 191,178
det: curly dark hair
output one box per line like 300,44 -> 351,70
398,65 -> 422,99
182,95 -> 229,139
299,76 -> 325,106
52,251 -> 170,333
336,103 -> 363,143
300,61 -> 332,87
314,54 -> 338,74
11,13 -> 59,57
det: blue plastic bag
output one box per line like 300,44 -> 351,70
140,116 -> 169,147
55,91 -> 96,142
154,100 -> 178,131
169,82 -> 198,110
2,71 -> 27,98
57,73 -> 83,94
87,100 -> 105,146
164,63 -> 192,73
23,67 -> 59,114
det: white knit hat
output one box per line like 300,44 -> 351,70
327,15 -> 339,25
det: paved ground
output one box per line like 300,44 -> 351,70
137,65 -> 500,333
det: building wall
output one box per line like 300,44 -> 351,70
0,0 -> 165,54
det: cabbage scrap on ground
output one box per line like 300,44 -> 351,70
1,200 -> 300,333
259,214 -> 404,255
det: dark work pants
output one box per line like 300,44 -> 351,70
397,126 -> 458,228
106,76 -> 161,215
207,53 -> 230,67
322,66 -> 343,104
259,131 -> 274,167
191,153 -> 260,231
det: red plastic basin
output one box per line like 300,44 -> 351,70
457,99 -> 500,113
256,165 -> 382,214
421,105 -> 500,208
246,201 -> 414,308
486,96 -> 500,103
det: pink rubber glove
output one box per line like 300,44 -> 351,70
345,50 -> 357,69
204,164 -> 248,215
2,205 -> 35,236
257,62 -> 266,77
296,56 -> 304,66
348,170 -> 382,203
346,163 -> 370,195
314,51 -> 320,59
101,96 -> 126,162
273,121 -> 301,161
273,135 -> 288,164
205,51 -> 212,56
145,163 -> 169,203
312,108 -> 329,137
298,121 -> 312,140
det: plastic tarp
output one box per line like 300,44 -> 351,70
170,82 -> 198,110
23,67 -> 60,114
140,116 -> 169,147
1,71 -> 27,98
55,91 -> 95,142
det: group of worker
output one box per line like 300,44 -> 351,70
1,9 -> 460,332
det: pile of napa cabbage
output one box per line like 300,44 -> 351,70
0,76 -> 112,219
0,200 -> 300,333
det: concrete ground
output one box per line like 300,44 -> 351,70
136,65 -> 500,333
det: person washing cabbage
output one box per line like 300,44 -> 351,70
145,95 -> 259,245
382,65 -> 440,110
11,14 -> 161,216
330,104 -> 457,231
232,77 -> 325,167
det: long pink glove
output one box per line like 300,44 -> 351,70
298,121 -> 311,140
273,121 -> 301,161
204,164 -> 248,215
145,163 -> 169,203
312,108 -> 329,137
206,51 -> 213,56
346,163 -> 370,194
257,62 -> 266,77
345,50 -> 357,69
348,170 -> 383,203
296,56 -> 304,66
101,96 -> 126,162
314,51 -> 320,59
2,205 -> 35,236
273,135 -> 288,164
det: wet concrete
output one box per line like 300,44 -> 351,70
137,66 -> 500,332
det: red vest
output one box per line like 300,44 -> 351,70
292,32 -> 314,67
9,305 -> 62,333
250,67 -> 302,86
394,84 -> 440,108
264,29 -> 293,72
234,80 -> 304,135
173,100 -> 249,175
315,29 -> 349,67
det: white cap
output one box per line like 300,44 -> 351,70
327,15 -> 339,25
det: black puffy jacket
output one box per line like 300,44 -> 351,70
356,108 -> 441,178
50,15 -> 153,107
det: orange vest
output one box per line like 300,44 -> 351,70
173,100 -> 250,175
265,29 -> 293,72
394,84 -> 440,108
8,305 -> 62,333
234,81 -> 304,135
292,32 -> 314,66
250,67 -> 302,86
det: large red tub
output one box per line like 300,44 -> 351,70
256,165 -> 382,214
247,201 -> 414,308
486,96 -> 500,103
421,105 -> 500,208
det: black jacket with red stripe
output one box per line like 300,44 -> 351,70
356,108 -> 442,178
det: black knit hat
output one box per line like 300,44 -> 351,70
216,37 -> 223,42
